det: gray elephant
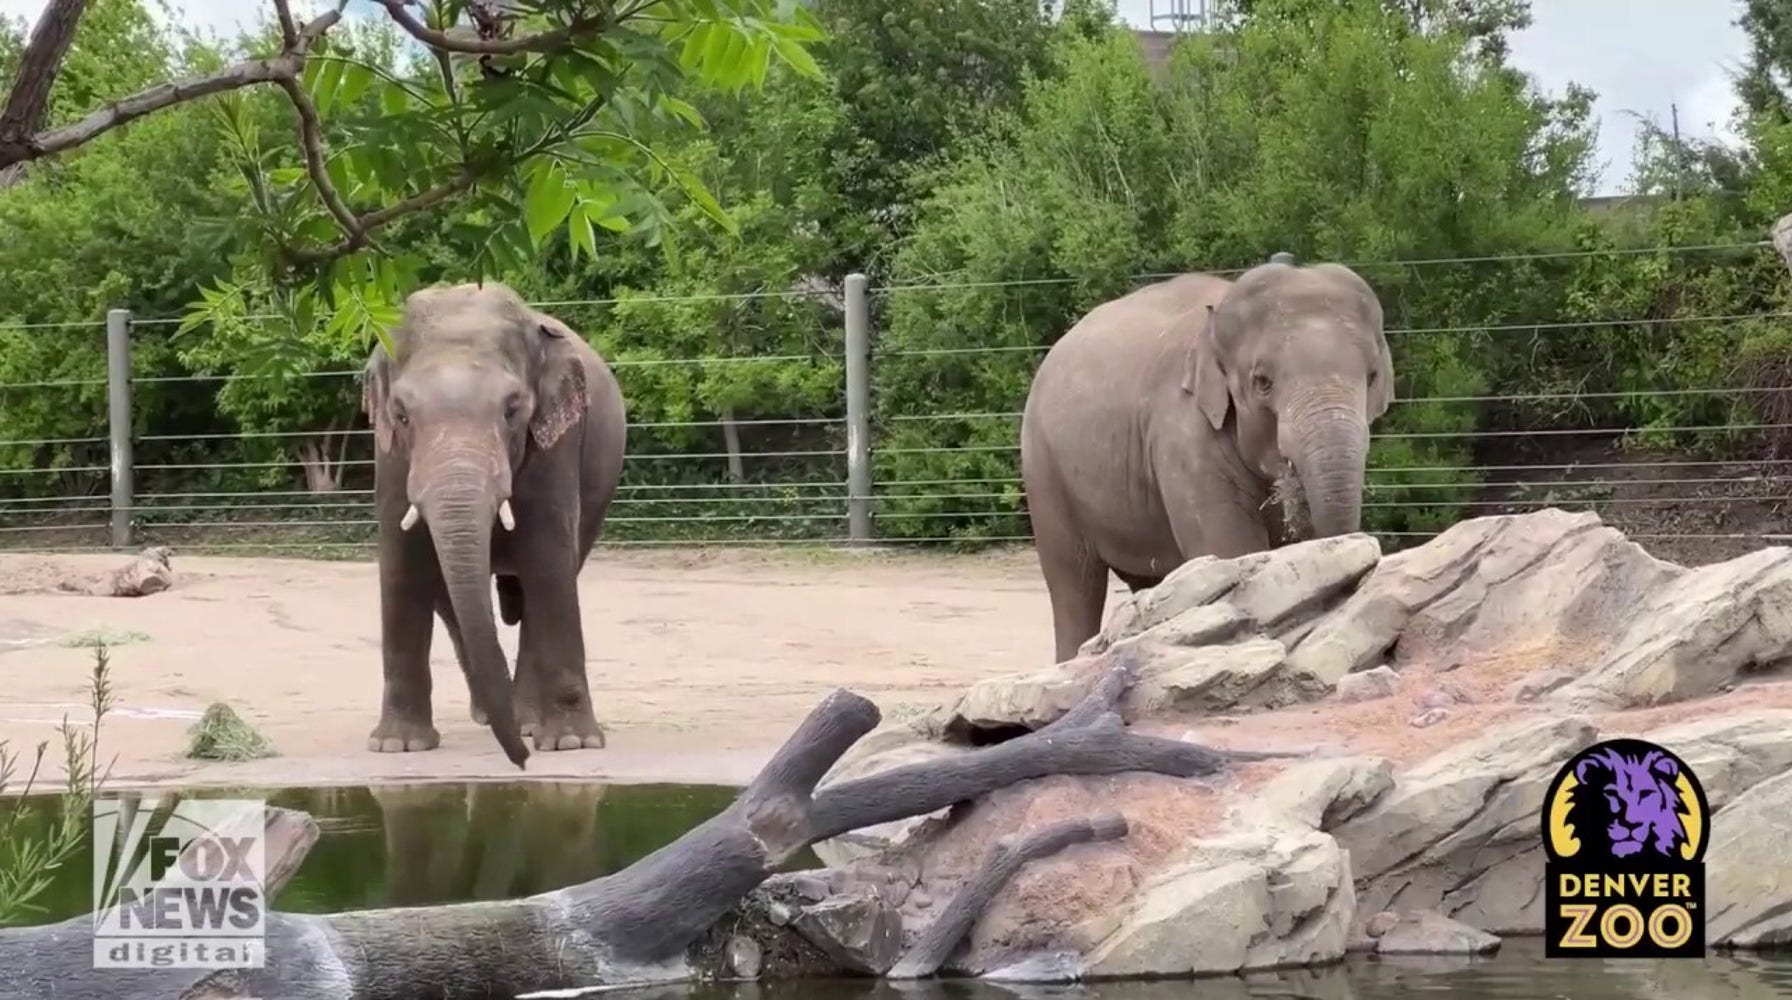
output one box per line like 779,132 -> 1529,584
1019,261 -> 1394,663
360,281 -> 627,766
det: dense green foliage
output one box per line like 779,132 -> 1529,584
2,0 -> 1791,553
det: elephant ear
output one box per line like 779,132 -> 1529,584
529,312 -> 590,451
1179,305 -> 1232,431
1367,330 -> 1395,420
362,346 -> 396,454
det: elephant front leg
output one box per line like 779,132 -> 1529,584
370,560 -> 441,753
515,574 -> 604,751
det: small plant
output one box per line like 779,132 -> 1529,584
0,642 -> 116,924
184,704 -> 276,763
54,628 -> 149,649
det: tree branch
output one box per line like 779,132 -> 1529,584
374,0 -> 605,55
0,8 -> 343,183
274,0 -> 301,48
281,170 -> 482,269
0,0 -> 88,147
273,73 -> 366,251
887,813 -> 1129,979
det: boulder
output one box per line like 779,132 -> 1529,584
809,510 -> 1792,978
1077,826 -> 1353,977
1335,666 -> 1398,704
1705,769 -> 1792,947
1373,909 -> 1501,955
1130,638 -> 1288,714
789,885 -> 903,974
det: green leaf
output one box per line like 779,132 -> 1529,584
679,23 -> 717,73
379,82 -> 409,116
771,34 -> 822,79
310,57 -> 346,114
659,95 -> 705,129
324,152 -> 356,203
293,289 -> 317,337
568,202 -> 597,262
523,159 -> 578,245
338,62 -> 376,106
668,161 -> 735,236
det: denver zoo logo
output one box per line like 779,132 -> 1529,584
91,796 -> 267,969
1542,738 -> 1708,958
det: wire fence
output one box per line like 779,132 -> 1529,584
2,239 -> 1790,567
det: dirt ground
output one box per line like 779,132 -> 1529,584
0,546 -> 1119,792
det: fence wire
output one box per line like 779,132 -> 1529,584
3,239 -> 1791,559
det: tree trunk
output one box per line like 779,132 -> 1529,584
721,405 -> 745,482
0,660 -> 1292,999
297,431 -> 351,494
0,0 -> 88,187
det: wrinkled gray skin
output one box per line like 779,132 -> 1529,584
362,282 -> 627,767
1020,262 -> 1394,663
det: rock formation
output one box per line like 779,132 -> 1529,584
812,509 -> 1792,977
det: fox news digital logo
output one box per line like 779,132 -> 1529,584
91,797 -> 267,969
1542,738 -> 1708,959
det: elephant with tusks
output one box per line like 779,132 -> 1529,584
361,281 -> 627,766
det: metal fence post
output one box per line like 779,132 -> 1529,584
843,273 -> 873,544
1270,250 -> 1296,265
106,308 -> 135,549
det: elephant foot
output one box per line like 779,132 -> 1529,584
367,717 -> 441,753
515,700 -> 542,739
532,709 -> 605,751
470,703 -> 488,726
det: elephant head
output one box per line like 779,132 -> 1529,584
362,282 -> 590,766
1183,261 -> 1393,538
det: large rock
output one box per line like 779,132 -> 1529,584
1076,825 -> 1353,977
807,510 -> 1792,979
1706,769 -> 1792,947
1373,909 -> 1501,956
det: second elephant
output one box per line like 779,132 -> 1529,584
1019,261 -> 1395,663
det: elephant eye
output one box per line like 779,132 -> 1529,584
1251,373 -> 1273,395
392,401 -> 409,426
504,394 -> 523,420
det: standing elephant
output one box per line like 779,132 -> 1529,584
1019,261 -> 1394,663
361,281 -> 627,767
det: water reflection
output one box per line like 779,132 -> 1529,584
661,942 -> 1792,1000
3,783 -> 1789,999
5,780 -> 810,922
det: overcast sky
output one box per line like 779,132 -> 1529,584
0,0 -> 1757,195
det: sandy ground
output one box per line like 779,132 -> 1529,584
0,546 -> 1120,792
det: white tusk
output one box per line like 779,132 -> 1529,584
400,505 -> 420,531
498,500 -> 515,531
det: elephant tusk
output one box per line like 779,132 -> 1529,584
400,504 -> 420,531
498,500 -> 515,531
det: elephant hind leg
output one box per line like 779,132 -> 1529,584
1043,547 -> 1107,664
437,597 -> 532,733
496,574 -> 524,625
1113,570 -> 1163,593
1031,512 -> 1109,665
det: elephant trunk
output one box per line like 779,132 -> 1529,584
1285,389 -> 1370,539
419,470 -> 528,769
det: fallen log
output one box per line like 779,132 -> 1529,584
887,812 -> 1129,979
0,661 -> 1292,999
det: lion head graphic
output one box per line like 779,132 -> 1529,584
1547,741 -> 1705,863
